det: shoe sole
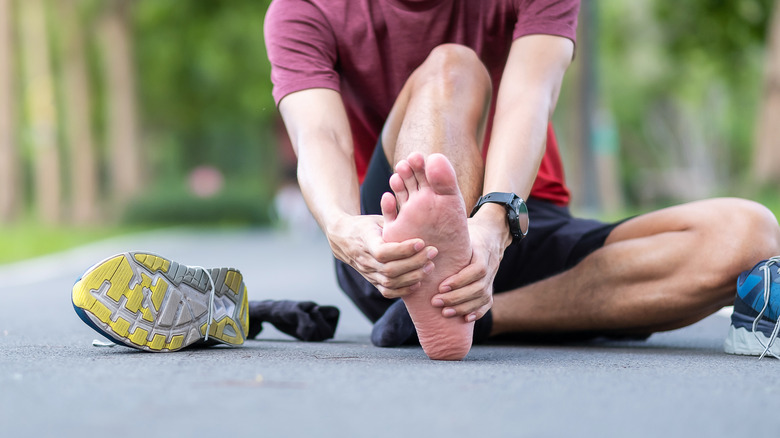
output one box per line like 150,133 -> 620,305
72,252 -> 249,352
724,325 -> 780,357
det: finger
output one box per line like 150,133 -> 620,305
389,173 -> 408,205
371,265 -> 431,293
372,252 -> 436,289
438,263 -> 487,294
464,302 -> 493,323
380,192 -> 398,224
376,281 -> 421,299
441,293 -> 493,318
431,280 -> 485,308
372,239 -> 435,264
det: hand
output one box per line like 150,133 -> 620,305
327,214 -> 438,299
431,212 -> 510,322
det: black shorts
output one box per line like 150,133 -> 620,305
335,143 -> 623,324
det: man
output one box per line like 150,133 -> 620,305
70,0 -> 780,358
264,0 -> 780,360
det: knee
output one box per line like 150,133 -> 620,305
698,198 -> 780,289
723,198 -> 780,260
412,44 -> 492,100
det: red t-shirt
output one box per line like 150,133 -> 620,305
265,0 -> 579,206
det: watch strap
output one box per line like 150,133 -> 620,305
470,192 -> 528,242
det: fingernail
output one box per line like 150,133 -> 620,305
423,262 -> 434,274
410,282 -> 420,292
414,241 -> 424,252
443,308 -> 456,317
432,298 -> 444,307
466,313 -> 477,322
427,248 -> 438,259
440,285 -> 451,293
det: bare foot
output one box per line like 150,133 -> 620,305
381,152 -> 473,360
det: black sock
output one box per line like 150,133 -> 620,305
247,300 -> 340,342
371,299 -> 418,347
371,301 -> 495,347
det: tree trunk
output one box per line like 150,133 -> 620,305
754,0 -> 780,185
100,0 -> 142,211
58,0 -> 100,223
18,0 -> 61,224
0,0 -> 19,222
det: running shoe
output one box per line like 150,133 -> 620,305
72,251 -> 249,352
724,256 -> 780,358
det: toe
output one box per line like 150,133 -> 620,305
407,153 -> 429,189
381,192 -> 398,224
389,173 -> 408,205
396,160 -> 419,194
425,153 -> 459,196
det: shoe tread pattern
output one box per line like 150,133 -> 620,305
72,252 -> 248,352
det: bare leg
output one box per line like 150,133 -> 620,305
381,152 -> 473,360
370,45 -> 491,358
381,44 -> 491,212
490,198 -> 780,337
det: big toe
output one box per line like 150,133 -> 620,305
425,153 -> 460,196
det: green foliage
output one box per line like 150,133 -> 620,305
120,178 -> 273,226
654,0 -> 771,82
97,0 -> 282,227
597,0 -> 774,205
131,0 -> 279,206
0,222 -> 149,264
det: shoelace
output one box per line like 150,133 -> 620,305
752,256 -> 780,360
191,266 -> 217,341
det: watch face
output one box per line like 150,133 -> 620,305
515,198 -> 529,236
508,195 -> 529,237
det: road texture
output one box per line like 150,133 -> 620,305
1,228 -> 779,438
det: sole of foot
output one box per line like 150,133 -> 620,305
382,152 -> 474,360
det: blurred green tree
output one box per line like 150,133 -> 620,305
133,0 -> 277,184
755,0 -> 780,185
597,0 -> 774,206
19,0 -> 62,224
56,0 -> 100,223
0,0 -> 19,222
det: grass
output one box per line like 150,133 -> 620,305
0,223 -> 152,265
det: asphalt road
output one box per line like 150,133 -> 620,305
1,228 -> 779,438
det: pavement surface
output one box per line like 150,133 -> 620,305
1,228 -> 779,438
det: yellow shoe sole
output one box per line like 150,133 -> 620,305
72,252 -> 249,352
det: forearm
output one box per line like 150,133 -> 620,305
475,35 -> 572,242
295,132 -> 360,234
484,92 -> 552,200
485,35 -> 570,199
279,89 -> 362,255
279,88 -> 432,295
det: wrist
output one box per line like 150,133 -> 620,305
324,212 -> 358,259
471,203 -> 513,249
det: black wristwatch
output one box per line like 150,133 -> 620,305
470,192 -> 529,242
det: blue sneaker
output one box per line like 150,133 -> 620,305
72,252 -> 249,352
724,256 -> 780,358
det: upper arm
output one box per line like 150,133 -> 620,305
265,0 -> 340,105
278,88 -> 353,158
500,0 -> 579,113
504,34 -> 574,93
